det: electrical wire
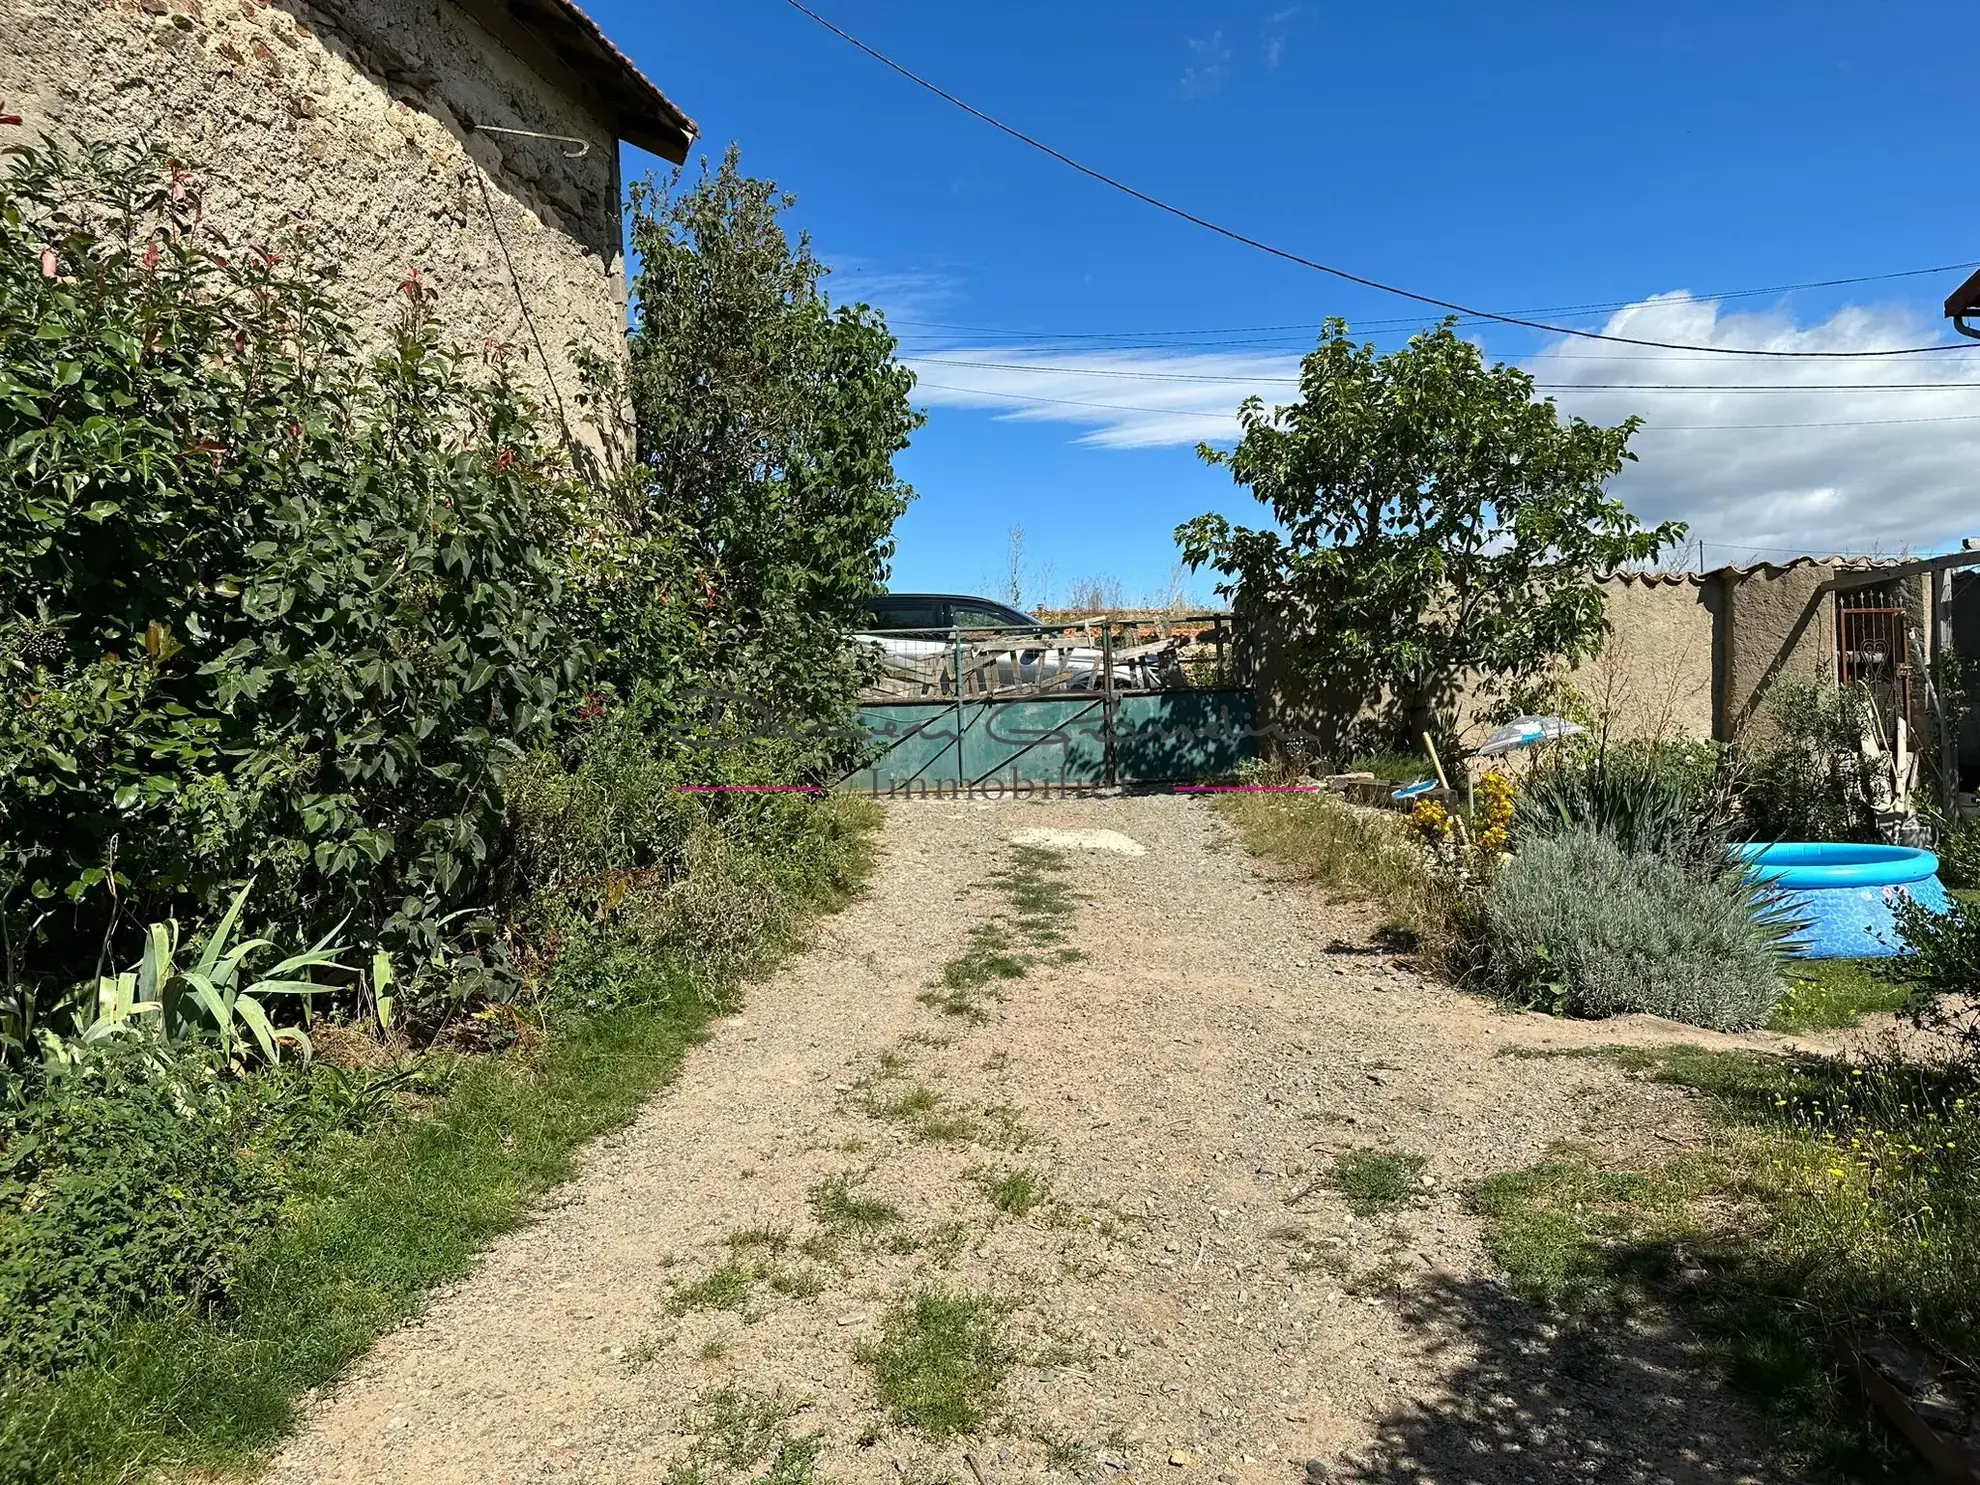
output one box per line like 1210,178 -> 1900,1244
909,356 -> 1980,391
782,0 -> 1975,361
910,381 -> 1980,432
887,260 -> 1980,343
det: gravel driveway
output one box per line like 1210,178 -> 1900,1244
267,795 -> 1799,1485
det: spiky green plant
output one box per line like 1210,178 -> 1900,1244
47,882 -> 353,1068
1513,742 -> 1738,881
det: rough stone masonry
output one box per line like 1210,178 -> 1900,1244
0,0 -> 695,459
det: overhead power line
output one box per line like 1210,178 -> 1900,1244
890,260 -> 1980,344
783,0 -> 1975,361
912,380 -> 1980,433
909,356 -> 1980,391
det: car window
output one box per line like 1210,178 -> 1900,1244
951,602 -> 1032,630
863,597 -> 946,631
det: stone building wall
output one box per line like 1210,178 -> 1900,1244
1,0 -> 660,457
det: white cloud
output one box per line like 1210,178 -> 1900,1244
906,296 -> 1980,556
826,258 -> 958,321
1531,295 -> 1980,557
905,345 -> 1300,449
1262,4 -> 1306,67
1180,33 -> 1232,100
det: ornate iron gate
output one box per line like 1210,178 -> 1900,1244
1836,585 -> 1913,739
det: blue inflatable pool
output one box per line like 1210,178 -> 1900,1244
1738,842 -> 1952,959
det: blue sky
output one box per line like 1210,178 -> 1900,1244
591,0 -> 1980,605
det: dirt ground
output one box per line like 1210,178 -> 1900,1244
267,795 -> 1846,1485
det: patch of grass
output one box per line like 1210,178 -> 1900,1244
1325,1149 -> 1430,1216
696,1338 -> 730,1363
664,1386 -> 826,1485
808,1172 -> 905,1237
0,798 -> 881,1485
1768,958 -> 1914,1034
857,1288 -> 1016,1440
923,847 -> 1084,1020
1214,791 -> 1426,904
969,1166 -> 1052,1217
1035,1427 -> 1089,1472
1,997 -> 719,1482
670,1259 -> 762,1317
850,1066 -> 991,1145
726,1224 -> 792,1254
1470,1150 -> 1711,1312
1213,791 -> 1474,969
668,1254 -> 828,1319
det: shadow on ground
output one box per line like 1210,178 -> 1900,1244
1343,1274 -> 1783,1485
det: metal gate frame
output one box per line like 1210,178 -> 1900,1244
843,613 -> 1256,792
1837,586 -> 1913,740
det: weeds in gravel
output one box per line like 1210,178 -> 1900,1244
622,1334 -> 667,1375
1326,1150 -> 1431,1216
668,1254 -> 827,1319
1213,792 -> 1475,970
969,1166 -> 1052,1217
923,847 -> 1086,1021
726,1225 -> 792,1254
849,1062 -> 1032,1149
663,1386 -> 826,1485
922,1220 -> 973,1270
669,1260 -> 761,1317
863,1081 -> 980,1143
808,1172 -> 905,1238
858,1288 -> 1016,1440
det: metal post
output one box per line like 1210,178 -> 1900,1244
1101,622 -> 1118,788
953,629 -> 966,788
1939,570 -> 1957,810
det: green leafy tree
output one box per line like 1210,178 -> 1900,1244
1177,319 -> 1682,756
573,146 -> 920,778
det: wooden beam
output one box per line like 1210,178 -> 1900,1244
1830,548 -> 1980,592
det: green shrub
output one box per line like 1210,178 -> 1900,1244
1936,814 -> 1980,890
0,139 -> 587,1020
1478,827 -> 1787,1029
1514,739 -> 1736,880
1739,680 -> 1881,843
1894,894 -> 1980,1047
0,1043 -> 273,1383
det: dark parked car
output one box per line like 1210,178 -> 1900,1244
859,593 -> 1038,633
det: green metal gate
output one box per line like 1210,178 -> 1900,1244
841,615 -> 1256,792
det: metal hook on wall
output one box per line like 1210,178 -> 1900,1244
469,122 -> 591,159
